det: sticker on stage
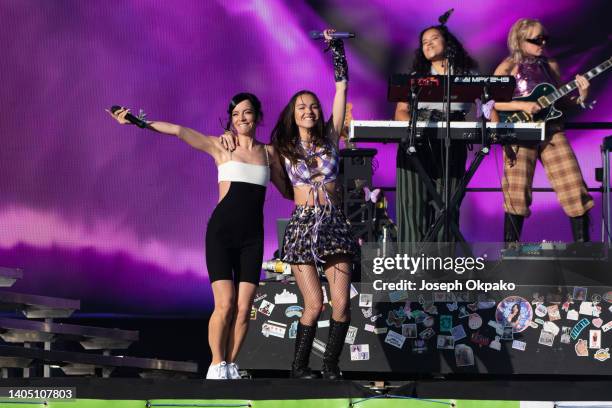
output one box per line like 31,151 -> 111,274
592,318 -> 603,328
603,291 -> 612,304
571,318 -> 590,340
451,325 -> 467,341
547,305 -> 561,321
575,339 -> 589,357
495,296 -> 533,333
261,320 -> 286,338
419,327 -> 435,340
402,323 -> 417,338
573,286 -> 587,301
254,293 -> 267,303
258,300 -> 275,317
386,309 -> 406,328
318,320 -> 330,328
374,327 -> 388,335
567,309 -> 579,321
470,332 -> 490,348
288,320 -> 298,339
560,326 -> 571,344
359,294 -> 373,308
447,302 -> 459,312
538,330 -> 555,347
312,338 -> 326,354
423,316 -> 435,328
458,306 -> 469,319
455,344 -> 475,367
437,335 -> 455,350
361,307 -> 373,318
602,321 -> 612,333
543,321 -> 560,336
535,304 -> 548,317
579,301 -> 601,317
413,310 -> 428,324
274,289 -> 298,304
285,305 -> 304,318
364,324 -> 375,333
589,330 -> 601,349
350,344 -> 370,361
512,340 -> 527,351
384,330 -> 406,349
529,321 -> 539,328
440,315 -> 453,333
345,326 -> 358,345
594,348 -> 610,362
489,336 -> 502,351
322,286 -> 329,304
424,303 -> 438,315
350,284 -> 359,299
389,290 -> 409,303
250,306 -> 257,320
370,313 -> 383,322
434,292 -> 448,302
534,318 -> 545,326
468,314 -> 483,330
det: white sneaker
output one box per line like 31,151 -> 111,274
206,361 -> 228,379
226,362 -> 241,379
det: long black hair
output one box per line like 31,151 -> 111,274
225,92 -> 263,131
412,25 -> 477,75
271,90 -> 328,164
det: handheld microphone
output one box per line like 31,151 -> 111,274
309,31 -> 355,40
110,105 -> 148,128
438,8 -> 454,25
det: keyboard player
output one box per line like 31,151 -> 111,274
394,24 -> 479,242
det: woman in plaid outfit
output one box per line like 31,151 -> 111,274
493,18 -> 593,242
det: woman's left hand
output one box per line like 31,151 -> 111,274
219,131 -> 237,151
575,74 -> 590,102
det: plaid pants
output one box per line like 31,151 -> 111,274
502,131 -> 593,217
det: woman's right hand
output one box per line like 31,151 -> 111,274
219,130 -> 237,151
105,107 -> 131,125
518,101 -> 541,115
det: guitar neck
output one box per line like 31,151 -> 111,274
544,58 -> 612,106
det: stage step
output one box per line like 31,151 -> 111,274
0,291 -> 80,318
0,345 -> 198,377
0,267 -> 23,287
0,317 -> 139,349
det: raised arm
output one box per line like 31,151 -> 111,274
107,107 -> 224,157
326,30 -> 349,145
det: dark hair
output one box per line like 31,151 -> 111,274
271,90 -> 328,164
412,25 -> 477,75
225,92 -> 263,131
510,303 -> 521,324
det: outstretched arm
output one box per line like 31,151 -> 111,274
326,30 -> 349,145
107,107 -> 223,157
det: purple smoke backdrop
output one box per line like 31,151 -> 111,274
0,0 -> 610,314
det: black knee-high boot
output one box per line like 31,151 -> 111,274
504,213 -> 524,243
291,322 -> 317,379
570,213 -> 590,242
322,319 -> 350,380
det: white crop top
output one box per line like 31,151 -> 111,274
217,146 -> 270,186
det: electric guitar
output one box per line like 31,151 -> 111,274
500,56 -> 611,123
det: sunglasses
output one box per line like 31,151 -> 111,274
525,35 -> 549,46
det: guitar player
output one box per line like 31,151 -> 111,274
493,18 -> 593,243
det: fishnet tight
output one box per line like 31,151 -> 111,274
292,254 -> 352,325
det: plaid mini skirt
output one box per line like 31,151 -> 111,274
282,205 -> 359,264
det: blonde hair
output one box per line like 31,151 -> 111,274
507,18 -> 547,63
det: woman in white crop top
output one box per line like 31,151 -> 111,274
108,93 -> 291,380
